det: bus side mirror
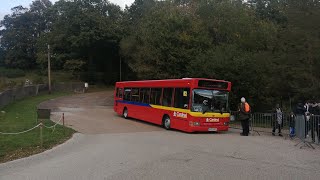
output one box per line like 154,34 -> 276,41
230,115 -> 235,121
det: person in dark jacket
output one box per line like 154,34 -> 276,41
295,102 -> 306,115
289,112 -> 295,138
238,97 -> 251,136
309,102 -> 319,143
294,102 -> 307,139
315,104 -> 320,142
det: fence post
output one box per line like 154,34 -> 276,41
63,113 -> 65,134
40,119 -> 43,148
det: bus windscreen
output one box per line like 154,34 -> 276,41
191,89 -> 229,113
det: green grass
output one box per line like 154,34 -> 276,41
0,92 -> 76,163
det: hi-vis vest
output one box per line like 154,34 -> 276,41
244,102 -> 250,113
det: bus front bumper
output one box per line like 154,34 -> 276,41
188,125 -> 229,132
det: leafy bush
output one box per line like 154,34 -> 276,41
63,59 -> 86,79
0,77 -> 6,91
32,76 -> 45,84
0,68 -> 25,78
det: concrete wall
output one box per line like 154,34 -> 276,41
0,82 -> 84,109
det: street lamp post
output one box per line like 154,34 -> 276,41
120,56 -> 122,82
48,44 -> 51,94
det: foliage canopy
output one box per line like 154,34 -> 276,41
0,0 -> 319,109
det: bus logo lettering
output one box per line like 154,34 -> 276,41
173,111 -> 187,118
206,118 -> 219,122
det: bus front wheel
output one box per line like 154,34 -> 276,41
123,108 -> 128,119
163,116 -> 171,130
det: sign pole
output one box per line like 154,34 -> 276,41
48,44 -> 51,94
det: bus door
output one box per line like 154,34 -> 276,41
148,88 -> 162,124
171,88 -> 190,130
114,87 -> 123,113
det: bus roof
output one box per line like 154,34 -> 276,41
115,78 -> 231,91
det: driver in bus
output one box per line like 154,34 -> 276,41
202,100 -> 209,113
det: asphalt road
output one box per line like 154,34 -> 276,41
1,92 -> 320,180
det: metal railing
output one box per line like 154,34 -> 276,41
230,111 -> 320,146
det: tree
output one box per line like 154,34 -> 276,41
0,6 -> 36,69
0,1 -> 53,70
0,47 -> 5,67
36,0 -> 124,83
121,1 -> 211,79
63,59 -> 86,79
247,0 -> 287,24
0,0 -> 319,110
122,0 -> 279,109
272,0 -> 320,102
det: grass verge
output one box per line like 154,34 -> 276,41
0,92 -> 76,163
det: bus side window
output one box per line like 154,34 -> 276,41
131,88 -> 140,102
124,88 -> 131,101
119,88 -> 123,98
150,88 -> 161,105
140,88 -> 150,104
174,88 -> 190,109
117,88 -> 123,98
162,88 -> 173,107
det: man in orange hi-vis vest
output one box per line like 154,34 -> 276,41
238,97 -> 251,136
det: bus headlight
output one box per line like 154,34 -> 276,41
194,122 -> 200,126
224,122 -> 229,126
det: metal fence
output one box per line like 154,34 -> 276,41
0,82 -> 85,109
230,111 -> 320,146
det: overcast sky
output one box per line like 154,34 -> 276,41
0,0 -> 135,21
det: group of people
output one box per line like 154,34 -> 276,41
237,98 -> 320,142
294,101 -> 320,142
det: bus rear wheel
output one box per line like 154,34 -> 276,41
123,108 -> 128,119
163,116 -> 171,130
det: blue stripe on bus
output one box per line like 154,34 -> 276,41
116,100 -> 152,107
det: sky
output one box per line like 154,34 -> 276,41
0,0 -> 135,21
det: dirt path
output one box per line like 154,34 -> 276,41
38,91 -> 164,134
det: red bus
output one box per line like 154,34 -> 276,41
114,78 -> 231,133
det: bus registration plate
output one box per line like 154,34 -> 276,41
208,128 -> 217,132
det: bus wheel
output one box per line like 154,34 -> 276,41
163,116 -> 171,130
123,108 -> 128,119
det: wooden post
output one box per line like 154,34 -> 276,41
40,119 -> 43,148
63,113 -> 65,126
62,113 -> 65,134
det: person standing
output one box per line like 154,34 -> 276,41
304,101 -> 311,138
272,104 -> 283,136
238,97 -> 251,136
316,103 -> 320,143
294,101 -> 307,139
309,101 -> 319,143
289,112 -> 295,138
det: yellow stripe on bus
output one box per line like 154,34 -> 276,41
189,112 -> 230,118
150,105 -> 230,118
